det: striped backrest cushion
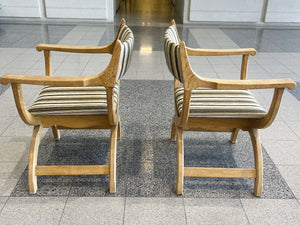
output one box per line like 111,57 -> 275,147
116,24 -> 134,80
164,25 -> 183,82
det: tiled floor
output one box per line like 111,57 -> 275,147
0,0 -> 300,224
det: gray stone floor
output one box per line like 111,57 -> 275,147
1,4 -> 300,224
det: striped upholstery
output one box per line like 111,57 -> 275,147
29,83 -> 119,116
175,87 -> 267,118
116,24 -> 134,80
164,25 -> 183,82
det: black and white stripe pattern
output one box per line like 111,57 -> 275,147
29,83 -> 119,116
175,87 -> 267,118
116,24 -> 134,80
164,25 -> 183,82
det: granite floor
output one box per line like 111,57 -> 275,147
0,1 -> 300,224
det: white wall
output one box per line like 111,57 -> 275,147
45,0 -> 111,20
0,0 -> 40,17
189,0 -> 264,22
265,0 -> 300,22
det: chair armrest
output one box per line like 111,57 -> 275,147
212,78 -> 296,90
186,47 -> 257,56
185,73 -> 296,91
0,73 -> 100,87
36,44 -> 113,54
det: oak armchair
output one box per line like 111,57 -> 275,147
164,20 -> 296,196
0,19 -> 134,194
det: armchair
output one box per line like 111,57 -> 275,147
0,19 -> 134,194
164,20 -> 296,196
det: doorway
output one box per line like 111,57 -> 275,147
115,0 -> 177,25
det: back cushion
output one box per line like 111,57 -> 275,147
164,25 -> 183,82
116,24 -> 134,80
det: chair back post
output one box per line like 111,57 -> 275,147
175,41 -> 192,127
179,41 -> 202,91
100,40 -> 123,87
108,18 -> 127,53
170,19 -> 181,42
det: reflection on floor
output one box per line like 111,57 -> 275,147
0,2 -> 300,224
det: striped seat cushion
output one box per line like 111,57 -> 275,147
29,84 -> 119,116
175,87 -> 267,118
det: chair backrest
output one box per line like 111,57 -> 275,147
164,25 -> 183,83
116,24 -> 134,80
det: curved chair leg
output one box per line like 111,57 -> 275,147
117,114 -> 121,140
109,125 -> 118,193
176,128 -> 184,195
230,128 -> 240,143
171,116 -> 176,141
249,128 -> 263,197
51,125 -> 60,141
28,125 -> 43,194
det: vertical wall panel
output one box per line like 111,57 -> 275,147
265,0 -> 300,22
0,0 -> 40,17
45,0 -> 108,20
189,0 -> 264,22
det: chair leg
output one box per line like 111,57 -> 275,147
171,116 -> 176,141
249,128 -> 263,197
117,114 -> 121,140
109,125 -> 118,193
51,125 -> 60,141
28,125 -> 43,194
230,128 -> 240,143
176,127 -> 184,195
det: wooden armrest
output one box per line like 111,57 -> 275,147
186,73 -> 296,91
0,73 -> 98,87
36,44 -> 113,54
186,47 -> 257,56
212,78 -> 296,90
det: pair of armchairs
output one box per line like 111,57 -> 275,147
0,19 -> 296,196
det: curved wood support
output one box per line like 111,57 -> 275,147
117,114 -> 121,140
249,128 -> 263,197
240,55 -> 249,80
28,125 -> 43,194
109,125 -> 118,193
179,90 -> 192,127
106,87 -> 118,126
176,128 -> 184,195
44,50 -> 52,76
230,128 -> 240,143
51,125 -> 60,140
11,83 -> 41,126
171,115 -> 177,141
256,88 -> 285,129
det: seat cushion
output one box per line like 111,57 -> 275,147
175,87 -> 267,118
29,84 -> 119,116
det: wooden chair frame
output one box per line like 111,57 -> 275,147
0,19 -> 130,194
168,20 -> 296,196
